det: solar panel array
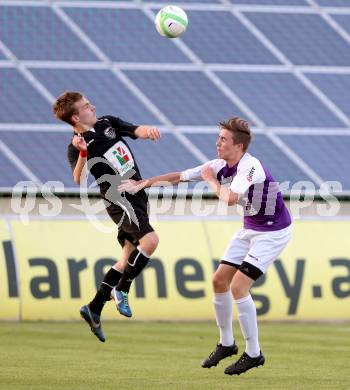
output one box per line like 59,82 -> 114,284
0,0 -> 349,192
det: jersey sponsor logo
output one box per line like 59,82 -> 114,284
113,146 -> 130,166
246,166 -> 255,182
104,126 -> 116,139
103,141 -> 134,176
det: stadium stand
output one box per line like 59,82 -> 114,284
0,0 -> 349,192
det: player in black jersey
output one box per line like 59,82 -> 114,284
53,91 -> 160,342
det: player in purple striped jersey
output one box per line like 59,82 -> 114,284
119,117 -> 292,376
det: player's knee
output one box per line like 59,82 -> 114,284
212,273 -> 229,292
149,233 -> 159,252
139,232 -> 159,256
231,283 -> 249,300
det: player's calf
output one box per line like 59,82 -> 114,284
116,247 -> 150,291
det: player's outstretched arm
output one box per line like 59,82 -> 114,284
201,166 -> 238,206
135,126 -> 161,141
118,172 -> 181,194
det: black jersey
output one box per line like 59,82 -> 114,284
67,115 -> 145,203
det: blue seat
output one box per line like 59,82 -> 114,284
0,6 -> 97,61
0,69 -> 55,123
244,12 -> 350,66
0,150 -> 28,187
181,10 -> 280,64
280,135 -> 350,190
0,131 -> 75,186
64,7 -> 190,63
124,70 -> 246,125
306,74 -> 350,119
31,68 -> 160,125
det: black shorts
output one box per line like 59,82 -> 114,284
105,199 -> 154,248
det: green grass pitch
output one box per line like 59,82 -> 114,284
0,321 -> 349,389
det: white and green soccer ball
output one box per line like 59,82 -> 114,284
155,5 -> 188,38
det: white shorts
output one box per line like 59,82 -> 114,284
222,225 -> 292,274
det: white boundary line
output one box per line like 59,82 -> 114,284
0,124 -> 71,131
0,124 -> 349,136
1,0 -> 350,14
22,61 -> 109,70
299,66 -> 350,74
263,127 -> 350,135
1,0 -> 350,16
3,60 -> 350,74
0,1 -> 45,6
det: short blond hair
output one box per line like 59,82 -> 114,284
52,91 -> 83,125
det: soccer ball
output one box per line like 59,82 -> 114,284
155,5 -> 188,38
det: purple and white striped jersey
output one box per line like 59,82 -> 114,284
180,153 -> 291,232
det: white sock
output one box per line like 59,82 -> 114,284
235,294 -> 260,357
213,291 -> 234,346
